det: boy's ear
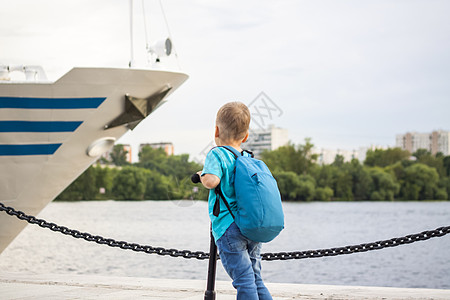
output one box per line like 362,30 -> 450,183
242,131 -> 249,143
215,126 -> 220,138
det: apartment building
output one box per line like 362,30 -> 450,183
243,125 -> 288,158
396,130 -> 450,155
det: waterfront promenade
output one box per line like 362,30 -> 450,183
1,272 -> 449,299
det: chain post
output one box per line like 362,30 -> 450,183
204,226 -> 218,300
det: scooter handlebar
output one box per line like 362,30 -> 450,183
191,173 -> 201,184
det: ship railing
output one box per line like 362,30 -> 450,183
0,65 -> 48,82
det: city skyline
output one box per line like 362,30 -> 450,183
117,126 -> 450,163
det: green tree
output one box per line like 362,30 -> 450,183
412,148 -> 431,160
262,139 -> 317,175
438,177 -> 450,200
314,186 -> 334,201
313,164 -> 336,190
110,144 -> 130,166
385,161 -> 405,182
138,147 -> 202,180
364,148 -> 410,167
92,165 -> 117,199
273,171 -> 317,201
332,154 -> 345,167
443,156 -> 450,177
401,163 -> 447,200
273,171 -> 301,200
413,149 -> 445,177
165,154 -> 203,180
368,167 -> 399,200
344,160 -> 373,200
263,144 -> 296,173
138,146 -> 167,173
354,164 -> 373,200
143,169 -> 172,200
112,166 -> 146,200
328,156 -> 354,200
296,174 -> 316,201
333,169 -> 353,200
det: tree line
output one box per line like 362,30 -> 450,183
56,145 -> 207,201
263,139 -> 450,201
57,141 -> 450,201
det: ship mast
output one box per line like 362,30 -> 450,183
129,0 -> 135,67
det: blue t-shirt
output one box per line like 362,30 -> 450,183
202,147 -> 240,241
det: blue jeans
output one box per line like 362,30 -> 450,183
216,222 -> 272,300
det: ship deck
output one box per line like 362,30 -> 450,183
1,272 -> 449,299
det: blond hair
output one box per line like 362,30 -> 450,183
216,102 -> 250,142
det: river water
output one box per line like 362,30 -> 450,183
0,200 -> 449,289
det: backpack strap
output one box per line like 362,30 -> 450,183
211,145 -> 253,217
213,186 -> 235,218
218,145 -> 255,158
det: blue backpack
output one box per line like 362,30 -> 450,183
213,146 -> 284,243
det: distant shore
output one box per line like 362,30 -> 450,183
56,143 -> 450,202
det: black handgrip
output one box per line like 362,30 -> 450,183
191,173 -> 201,183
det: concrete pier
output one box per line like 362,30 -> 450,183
1,272 -> 449,299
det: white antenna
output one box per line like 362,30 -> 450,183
129,0 -> 135,67
159,0 -> 181,69
142,0 -> 150,51
128,0 -> 180,69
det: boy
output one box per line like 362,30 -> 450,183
197,102 -> 272,300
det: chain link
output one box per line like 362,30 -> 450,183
260,226 -> 450,261
1,202 -> 449,261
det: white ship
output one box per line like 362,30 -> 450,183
0,2 -> 188,254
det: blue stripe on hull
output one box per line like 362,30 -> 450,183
0,144 -> 62,156
0,97 -> 106,109
0,121 -> 82,132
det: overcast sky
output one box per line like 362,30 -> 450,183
2,0 -> 450,161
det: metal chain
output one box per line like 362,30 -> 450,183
1,202 -> 449,261
0,202 -> 209,260
261,226 -> 450,261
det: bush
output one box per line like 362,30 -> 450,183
315,187 -> 333,201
